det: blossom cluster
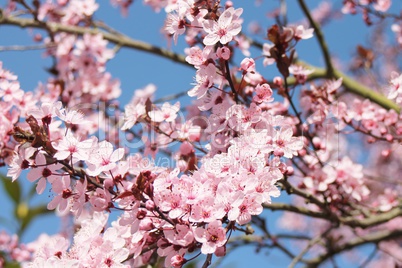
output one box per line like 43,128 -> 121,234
1,0 -> 402,267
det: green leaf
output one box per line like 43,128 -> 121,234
0,175 -> 21,204
4,261 -> 21,268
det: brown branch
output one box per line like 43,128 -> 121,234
263,203 -> 329,220
0,43 -> 56,51
0,15 -> 189,67
305,229 -> 402,267
340,206 -> 402,229
297,0 -> 334,76
248,40 -> 400,113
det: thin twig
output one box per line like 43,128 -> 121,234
0,43 -> 56,52
289,225 -> 333,268
297,0 -> 334,76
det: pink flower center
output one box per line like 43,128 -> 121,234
102,158 -> 111,166
104,258 -> 113,267
218,28 -> 227,38
68,145 -> 78,154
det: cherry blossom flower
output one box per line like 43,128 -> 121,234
202,7 -> 243,46
86,140 -> 124,176
47,175 -> 73,214
148,101 -> 180,122
27,153 -> 63,194
387,71 -> 402,103
188,63 -> 217,99
121,102 -> 146,130
262,43 -> 276,66
294,25 -> 314,40
289,64 -> 314,84
272,126 -> 303,158
165,12 -> 186,44
194,220 -> 227,254
0,62 -> 17,80
0,80 -> 24,103
56,107 -> 88,125
253,83 -> 274,103
52,132 -> 96,163
7,148 -> 34,182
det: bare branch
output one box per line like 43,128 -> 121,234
0,43 -> 55,52
0,15 -> 189,67
305,229 -> 402,267
297,0 -> 334,76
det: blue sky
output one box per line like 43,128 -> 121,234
1,0 -> 401,267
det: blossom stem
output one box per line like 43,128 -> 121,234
224,59 -> 239,103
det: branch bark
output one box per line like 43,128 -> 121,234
305,229 -> 402,267
0,14 -> 188,67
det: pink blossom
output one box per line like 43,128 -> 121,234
202,7 -> 243,46
373,0 -> 391,12
216,46 -> 231,60
188,63 -> 217,99
0,62 -> 17,80
194,220 -> 227,254
289,64 -> 314,84
0,80 -> 24,103
294,25 -> 314,40
236,194 -> 263,225
272,126 -> 303,158
165,12 -> 186,44
164,224 -> 194,247
387,71 -> 402,104
86,140 -> 124,176
52,132 -> 96,163
253,83 -> 274,103
27,153 -> 63,194
148,101 -> 180,122
7,149 -> 34,182
262,43 -> 276,66
47,175 -> 73,214
240,57 -> 255,73
56,107 -> 87,125
121,102 -> 146,130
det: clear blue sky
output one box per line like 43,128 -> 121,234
1,0 -> 401,267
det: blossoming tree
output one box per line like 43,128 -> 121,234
1,0 -> 402,267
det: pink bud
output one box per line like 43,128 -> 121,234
215,246 -> 226,257
274,148 -> 284,157
171,255 -> 187,268
240,58 -> 255,73
225,1 -> 233,8
286,166 -> 294,176
216,46 -> 231,60
381,149 -> 391,157
273,76 -> 283,86
312,137 -> 321,149
145,200 -> 155,210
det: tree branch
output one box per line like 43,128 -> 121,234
263,203 -> 329,220
297,0 -> 334,76
294,61 -> 401,113
340,206 -> 402,229
305,229 -> 402,267
0,15 -> 189,67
